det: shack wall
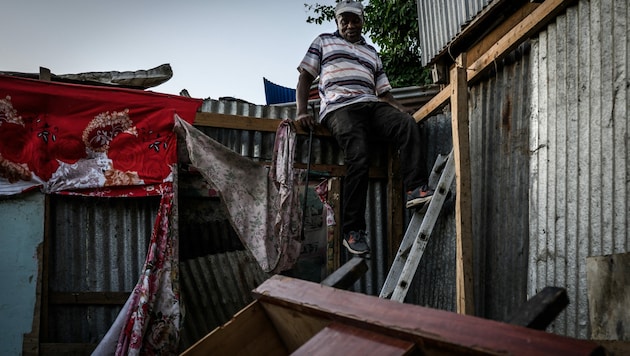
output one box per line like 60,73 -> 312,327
0,191 -> 44,355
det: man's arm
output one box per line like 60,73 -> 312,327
379,91 -> 414,114
296,69 -> 317,130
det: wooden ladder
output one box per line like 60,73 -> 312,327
379,150 -> 455,302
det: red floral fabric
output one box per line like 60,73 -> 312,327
115,184 -> 180,355
0,75 -> 202,195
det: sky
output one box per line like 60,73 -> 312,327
0,0 -> 354,105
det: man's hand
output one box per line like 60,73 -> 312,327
296,112 -> 317,131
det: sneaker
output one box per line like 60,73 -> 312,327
406,184 -> 434,209
342,230 -> 370,255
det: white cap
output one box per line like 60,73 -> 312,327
335,0 -> 364,19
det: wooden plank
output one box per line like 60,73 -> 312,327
261,302 -> 330,353
39,343 -> 96,355
194,111 -> 330,137
321,256 -> 368,290
466,2 -> 540,65
413,0 -> 576,123
468,0 -> 578,83
49,291 -> 130,305
181,301 -> 287,356
254,275 -> 605,355
450,53 -> 474,316
412,84 -> 450,123
293,322 -> 416,356
508,286 -> 569,330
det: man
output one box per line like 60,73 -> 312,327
296,0 -> 432,255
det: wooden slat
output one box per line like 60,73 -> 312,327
293,322 -> 416,356
450,54 -> 474,316
253,275 -> 605,355
321,256 -> 368,290
49,291 -> 130,305
39,343 -> 96,355
181,301 -> 287,356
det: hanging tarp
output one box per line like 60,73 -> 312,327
174,117 -> 303,273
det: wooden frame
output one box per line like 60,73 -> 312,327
411,0 -> 579,315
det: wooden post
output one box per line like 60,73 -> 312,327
387,144 -> 404,266
450,53 -> 474,315
39,67 -> 51,81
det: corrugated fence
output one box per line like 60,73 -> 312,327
528,0 -> 630,339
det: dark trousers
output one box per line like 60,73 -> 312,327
323,101 -> 424,234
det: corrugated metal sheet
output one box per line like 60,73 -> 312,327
48,194 -> 158,343
468,43 -> 533,321
416,0 -> 495,66
263,77 -> 296,105
178,250 -> 270,351
529,0 -> 630,339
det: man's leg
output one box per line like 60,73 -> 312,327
324,104 -> 371,235
324,104 -> 372,254
371,102 -> 425,190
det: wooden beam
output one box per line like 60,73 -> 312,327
194,111 -> 330,137
450,53 -> 474,316
49,292 -> 130,305
508,286 -> 569,330
466,2 -> 541,65
468,0 -> 578,83
321,257 -> 368,290
39,343 -> 96,354
387,144 -> 404,266
412,84 -> 450,123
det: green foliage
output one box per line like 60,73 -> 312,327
305,0 -> 431,86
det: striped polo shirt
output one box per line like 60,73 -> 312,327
298,31 -> 392,122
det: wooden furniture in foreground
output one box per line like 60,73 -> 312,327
181,275 -> 605,355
